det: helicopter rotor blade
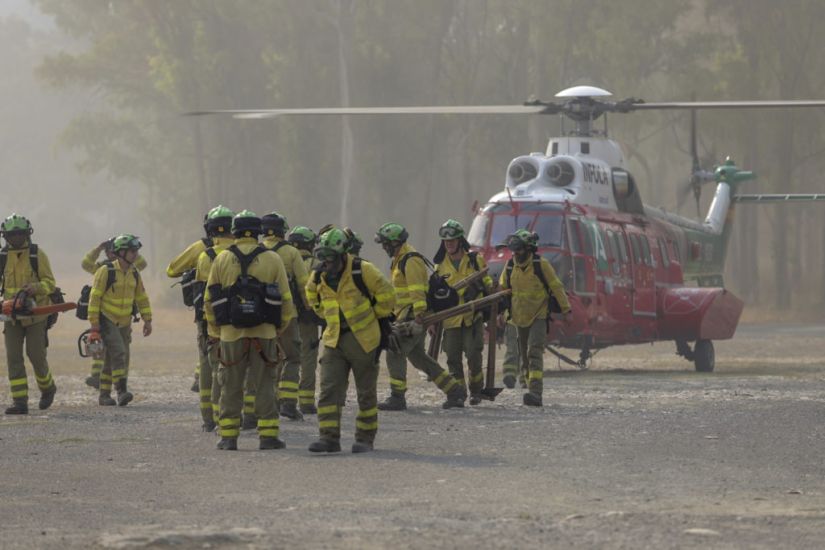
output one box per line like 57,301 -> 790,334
628,99 -> 825,111
185,104 -> 556,118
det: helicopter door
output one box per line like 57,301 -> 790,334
566,218 -> 596,296
626,230 -> 656,317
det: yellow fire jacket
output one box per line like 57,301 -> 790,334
88,262 -> 152,328
204,238 -> 292,343
435,251 -> 494,329
498,253 -> 570,328
390,242 -> 429,319
305,254 -> 395,353
262,236 -> 308,325
166,238 -> 210,278
196,236 -> 234,339
82,246 -> 147,275
1,243 -> 56,326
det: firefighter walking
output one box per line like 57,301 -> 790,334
1,214 -> 58,415
205,211 -> 292,451
498,230 -> 571,407
374,223 -> 466,410
305,228 -> 395,453
87,234 -> 153,407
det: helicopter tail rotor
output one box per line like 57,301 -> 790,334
683,107 -> 716,216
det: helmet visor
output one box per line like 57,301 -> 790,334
438,225 -> 463,240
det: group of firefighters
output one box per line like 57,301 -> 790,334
1,207 -> 571,453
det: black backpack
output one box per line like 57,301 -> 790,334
0,244 -> 64,329
192,248 -> 218,322
209,245 -> 282,328
504,255 -> 562,314
398,251 -> 458,313
76,262 -> 140,321
179,237 -> 214,306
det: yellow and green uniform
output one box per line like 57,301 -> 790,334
195,236 -> 233,425
435,251 -> 493,395
297,249 -> 320,410
384,243 -> 462,398
2,243 -> 56,405
167,237 -> 211,384
305,254 -> 394,444
499,253 -> 570,397
88,261 -> 152,395
262,236 -> 307,409
81,246 -> 147,383
205,238 -> 292,442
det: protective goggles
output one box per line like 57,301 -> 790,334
314,248 -> 341,262
438,226 -> 463,240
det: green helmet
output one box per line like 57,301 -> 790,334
314,227 -> 348,260
261,212 -> 289,236
374,222 -> 408,244
438,219 -> 465,240
505,229 -> 538,251
231,210 -> 262,236
1,214 -> 32,235
206,205 -> 235,235
287,226 -> 317,246
112,234 -> 142,253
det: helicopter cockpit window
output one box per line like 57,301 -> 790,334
467,213 -> 489,248
532,215 -> 564,247
489,211 -> 530,248
567,219 -> 582,254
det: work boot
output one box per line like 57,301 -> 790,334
308,439 -> 341,453
85,375 -> 99,389
217,438 -> 238,451
202,419 -> 217,433
190,378 -> 199,393
442,385 -> 467,409
377,393 -> 406,411
279,402 -> 304,421
241,413 -> 258,430
299,403 -> 317,415
98,394 -> 116,406
39,385 -> 57,410
523,392 -> 543,407
259,437 -> 286,450
117,391 -> 133,407
502,374 -> 516,389
4,400 -> 28,415
469,394 -> 483,406
351,440 -> 374,454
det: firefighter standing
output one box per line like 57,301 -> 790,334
305,228 -> 395,453
194,206 -> 235,431
374,223 -> 467,410
166,210 -> 216,393
498,229 -> 571,407
261,212 -> 307,420
433,219 -> 493,405
287,225 -> 322,414
1,214 -> 58,415
81,238 -> 147,389
205,211 -> 292,451
88,234 -> 152,407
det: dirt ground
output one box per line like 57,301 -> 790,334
1,310 -> 824,549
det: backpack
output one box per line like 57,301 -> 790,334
0,244 -> 64,329
398,251 -> 458,313
179,237 -> 214,306
192,248 -> 218,322
76,262 -> 140,321
504,255 -> 562,315
209,245 -> 282,328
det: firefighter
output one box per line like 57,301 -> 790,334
305,228 -> 395,453
205,210 -> 292,451
287,225 -> 322,414
81,238 -> 147,389
194,206 -> 235,431
374,222 -> 467,410
88,234 -> 152,407
261,212 -> 307,420
166,210 -> 216,393
498,229 -> 571,407
433,219 -> 493,405
1,214 -> 58,415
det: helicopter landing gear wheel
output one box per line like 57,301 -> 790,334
693,339 -> 715,372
